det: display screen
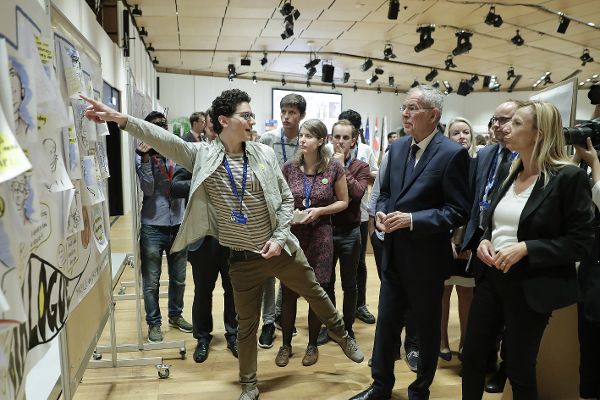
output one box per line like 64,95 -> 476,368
271,88 -> 342,133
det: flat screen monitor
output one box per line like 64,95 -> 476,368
271,88 -> 342,134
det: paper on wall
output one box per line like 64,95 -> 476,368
0,98 -> 31,184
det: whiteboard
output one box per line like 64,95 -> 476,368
530,77 -> 578,127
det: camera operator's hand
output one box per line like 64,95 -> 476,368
574,137 -> 600,184
136,142 -> 153,162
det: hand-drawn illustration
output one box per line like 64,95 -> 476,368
59,41 -> 85,98
91,204 -> 107,254
95,141 -> 110,179
80,205 -> 90,249
0,96 -> 31,184
8,61 -> 35,140
10,174 -> 36,225
62,124 -> 82,180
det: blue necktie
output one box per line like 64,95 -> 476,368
403,144 -> 420,186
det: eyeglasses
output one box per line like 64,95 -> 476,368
233,112 -> 256,121
400,104 -> 434,113
490,116 -> 512,126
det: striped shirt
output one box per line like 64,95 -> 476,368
204,153 -> 272,252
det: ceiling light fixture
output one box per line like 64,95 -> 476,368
445,55 -> 457,70
332,82 -> 336,90
307,67 -> 317,80
377,85 -> 382,94
507,74 -> 522,93
457,79 -> 473,96
580,48 -> 594,66
511,30 -> 524,46
304,54 -> 321,69
252,74 -> 257,84
360,58 -> 374,72
281,21 -> 294,40
139,26 -> 148,37
507,66 -> 515,80
532,72 -> 553,88
131,4 -> 142,17
387,0 -> 400,20
443,80 -> 453,95
260,53 -> 268,66
280,1 -> 300,40
484,6 -> 503,27
281,76 -> 287,86
383,43 -> 397,60
146,43 -> 155,52
453,31 -> 473,56
388,75 -> 395,87
394,88 -> 399,95
353,83 -> 358,92
152,57 -> 159,65
343,72 -> 350,83
411,79 -> 420,88
241,57 -> 251,66
425,68 -> 438,82
414,25 -> 435,53
227,64 -> 236,81
432,80 -> 440,88
367,74 -> 379,85
374,67 -> 385,75
557,13 -> 570,34
306,80 -> 311,88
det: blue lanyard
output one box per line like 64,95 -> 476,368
280,129 -> 299,162
223,154 -> 248,213
303,173 -> 318,208
352,146 -> 358,160
345,155 -> 353,169
482,148 -> 517,203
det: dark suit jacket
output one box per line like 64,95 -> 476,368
482,163 -> 595,313
376,132 -> 471,281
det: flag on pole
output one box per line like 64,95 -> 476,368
372,116 -> 380,157
380,116 -> 388,163
364,117 -> 370,146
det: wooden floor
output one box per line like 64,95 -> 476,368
73,214 -> 503,400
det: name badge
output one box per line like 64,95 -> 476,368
230,211 -> 248,225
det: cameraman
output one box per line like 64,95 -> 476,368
574,110 -> 600,400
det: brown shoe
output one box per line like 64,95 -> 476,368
275,345 -> 292,367
302,344 -> 319,366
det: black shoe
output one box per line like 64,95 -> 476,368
484,367 -> 507,393
356,305 -> 376,324
405,350 -> 419,373
349,385 -> 391,400
227,337 -> 238,358
439,348 -> 452,362
193,342 -> 209,363
316,327 -> 330,346
258,323 -> 276,349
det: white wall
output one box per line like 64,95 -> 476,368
158,72 -> 598,137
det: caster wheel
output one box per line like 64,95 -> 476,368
92,352 -> 102,360
179,348 -> 186,360
158,368 -> 170,379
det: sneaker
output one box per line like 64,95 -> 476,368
168,316 -> 193,333
148,325 -> 163,342
333,332 -> 364,363
258,323 -> 276,349
405,350 -> 419,372
316,327 -> 330,346
275,345 -> 292,367
356,305 -> 376,324
239,387 -> 259,400
302,344 -> 319,366
227,336 -> 239,359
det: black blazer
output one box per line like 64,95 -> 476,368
376,132 -> 471,281
482,163 -> 595,313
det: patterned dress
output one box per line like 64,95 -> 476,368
282,159 -> 344,284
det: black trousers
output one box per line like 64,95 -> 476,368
461,268 -> 550,400
578,301 -> 600,398
370,231 -> 419,352
188,236 -> 237,344
357,221 -> 369,307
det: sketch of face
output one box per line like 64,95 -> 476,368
43,139 -> 58,172
9,66 -> 24,123
10,176 -> 30,213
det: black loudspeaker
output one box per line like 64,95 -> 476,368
156,76 -> 160,100
321,64 -> 334,83
122,10 -> 130,57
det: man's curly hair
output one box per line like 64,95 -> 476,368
338,109 -> 362,130
209,89 -> 251,134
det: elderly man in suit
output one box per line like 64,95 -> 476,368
461,101 -> 518,394
351,85 -> 471,400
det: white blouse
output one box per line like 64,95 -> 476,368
491,180 -> 536,251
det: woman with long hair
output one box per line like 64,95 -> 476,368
276,119 -> 349,367
461,101 -> 594,399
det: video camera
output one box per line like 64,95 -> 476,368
564,118 -> 600,149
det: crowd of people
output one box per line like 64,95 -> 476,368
81,84 -> 600,400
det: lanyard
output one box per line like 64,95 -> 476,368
482,148 -> 518,203
152,156 -> 174,181
280,129 -> 299,163
303,173 -> 318,208
345,155 -> 353,169
352,146 -> 358,160
223,154 -> 248,213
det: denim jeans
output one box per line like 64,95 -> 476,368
139,224 -> 187,326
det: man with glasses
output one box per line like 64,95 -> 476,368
81,90 -> 363,400
258,93 -> 306,348
135,111 -> 192,343
183,111 -> 206,142
461,101 -> 518,394
352,85 -> 470,400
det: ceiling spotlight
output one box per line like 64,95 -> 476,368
306,80 -> 311,88
353,83 -> 358,92
241,57 -> 251,66
425,68 -> 438,82
432,80 -> 440,88
388,75 -> 395,87
260,53 -> 268,66
139,27 -> 148,37
131,4 -> 142,17
304,56 -> 321,70
532,72 -> 553,88
581,48 -> 594,66
227,63 -> 236,80
367,74 -> 379,85
411,79 -> 420,88
146,43 -> 155,52
557,13 -> 570,34
377,85 -> 382,94
152,57 -> 159,65
469,75 -> 479,85
281,76 -> 287,86
383,43 -> 397,60
394,88 -> 399,96
414,25 -> 435,53
281,20 -> 294,40
457,79 -> 473,96
332,82 -> 336,90
280,1 -> 300,21
453,31 -> 473,56
445,55 -> 457,70
388,0 -> 400,19
443,80 -> 453,95
374,67 -> 385,75
484,6 -> 503,28
488,76 -> 501,91
511,30 -> 524,46
307,66 -> 317,80
360,58 -> 374,72
507,66 -> 515,80
252,74 -> 257,84
343,72 -> 350,83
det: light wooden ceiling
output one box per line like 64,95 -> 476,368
131,0 -> 600,93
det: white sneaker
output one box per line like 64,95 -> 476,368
239,387 -> 259,400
